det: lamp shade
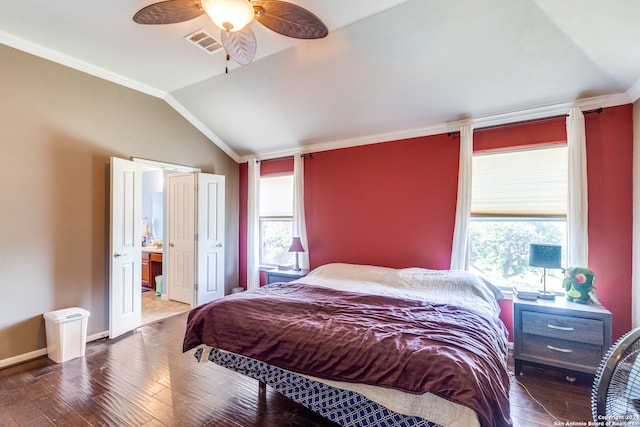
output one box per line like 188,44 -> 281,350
288,237 -> 305,253
529,244 -> 562,269
201,0 -> 255,32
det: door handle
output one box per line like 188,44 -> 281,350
216,243 -> 223,248
169,243 -> 175,247
113,252 -> 127,258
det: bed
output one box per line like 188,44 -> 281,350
183,263 -> 512,427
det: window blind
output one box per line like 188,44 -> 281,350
471,146 -> 567,216
259,175 -> 294,217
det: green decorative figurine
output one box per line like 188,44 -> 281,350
562,266 -> 597,304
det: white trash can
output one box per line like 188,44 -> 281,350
43,307 -> 90,363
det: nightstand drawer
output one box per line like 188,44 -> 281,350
265,269 -> 310,284
267,272 -> 298,284
522,334 -> 603,369
522,310 -> 604,345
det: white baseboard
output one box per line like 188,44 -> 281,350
0,330 -> 109,370
0,348 -> 48,369
88,330 -> 109,342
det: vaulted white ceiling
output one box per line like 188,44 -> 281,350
1,0 -> 639,162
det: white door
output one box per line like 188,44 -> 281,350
196,173 -> 225,306
109,157 -> 142,338
167,173 -> 196,305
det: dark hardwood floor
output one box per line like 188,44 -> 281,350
0,312 -> 595,426
510,363 -> 594,426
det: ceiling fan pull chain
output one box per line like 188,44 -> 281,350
225,28 -> 231,74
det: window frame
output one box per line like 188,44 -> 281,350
258,173 -> 294,267
469,144 -> 569,296
258,216 -> 294,267
468,215 -> 567,295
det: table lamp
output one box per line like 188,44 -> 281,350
288,237 -> 305,271
529,243 -> 562,300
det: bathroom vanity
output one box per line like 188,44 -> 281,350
142,248 -> 163,290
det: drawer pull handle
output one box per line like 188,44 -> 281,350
547,345 -> 573,353
547,323 -> 574,331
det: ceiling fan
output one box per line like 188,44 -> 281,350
133,0 -> 328,68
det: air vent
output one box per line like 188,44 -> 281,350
184,29 -> 222,54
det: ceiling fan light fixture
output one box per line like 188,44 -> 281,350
201,0 -> 255,32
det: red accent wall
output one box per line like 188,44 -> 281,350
304,135 -> 460,269
238,105 -> 633,341
474,116 -> 566,152
498,299 -> 514,341
583,105 -> 633,341
261,158 -> 294,175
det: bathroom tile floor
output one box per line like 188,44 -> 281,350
141,291 -> 190,326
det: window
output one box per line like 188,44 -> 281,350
469,145 -> 568,291
259,174 -> 294,266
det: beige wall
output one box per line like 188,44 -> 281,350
0,43 -> 239,360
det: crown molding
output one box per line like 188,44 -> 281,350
0,30 -> 166,99
469,92 -> 632,130
164,95 -> 241,163
627,77 -> 640,103
244,92 -> 633,163
237,123 -> 454,163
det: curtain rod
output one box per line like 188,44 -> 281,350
447,107 -> 603,137
256,153 -> 313,163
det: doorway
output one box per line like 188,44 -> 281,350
140,166 -> 190,325
109,157 -> 226,338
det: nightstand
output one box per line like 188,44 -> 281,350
265,268 -> 310,284
513,295 -> 612,376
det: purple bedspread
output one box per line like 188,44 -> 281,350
183,283 -> 511,427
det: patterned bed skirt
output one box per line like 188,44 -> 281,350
195,347 -> 440,427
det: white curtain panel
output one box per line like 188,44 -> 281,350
450,125 -> 474,270
566,107 -> 589,267
247,158 -> 261,289
293,153 -> 310,270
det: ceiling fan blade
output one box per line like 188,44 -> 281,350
252,1 -> 328,39
221,26 -> 257,66
133,0 -> 204,25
